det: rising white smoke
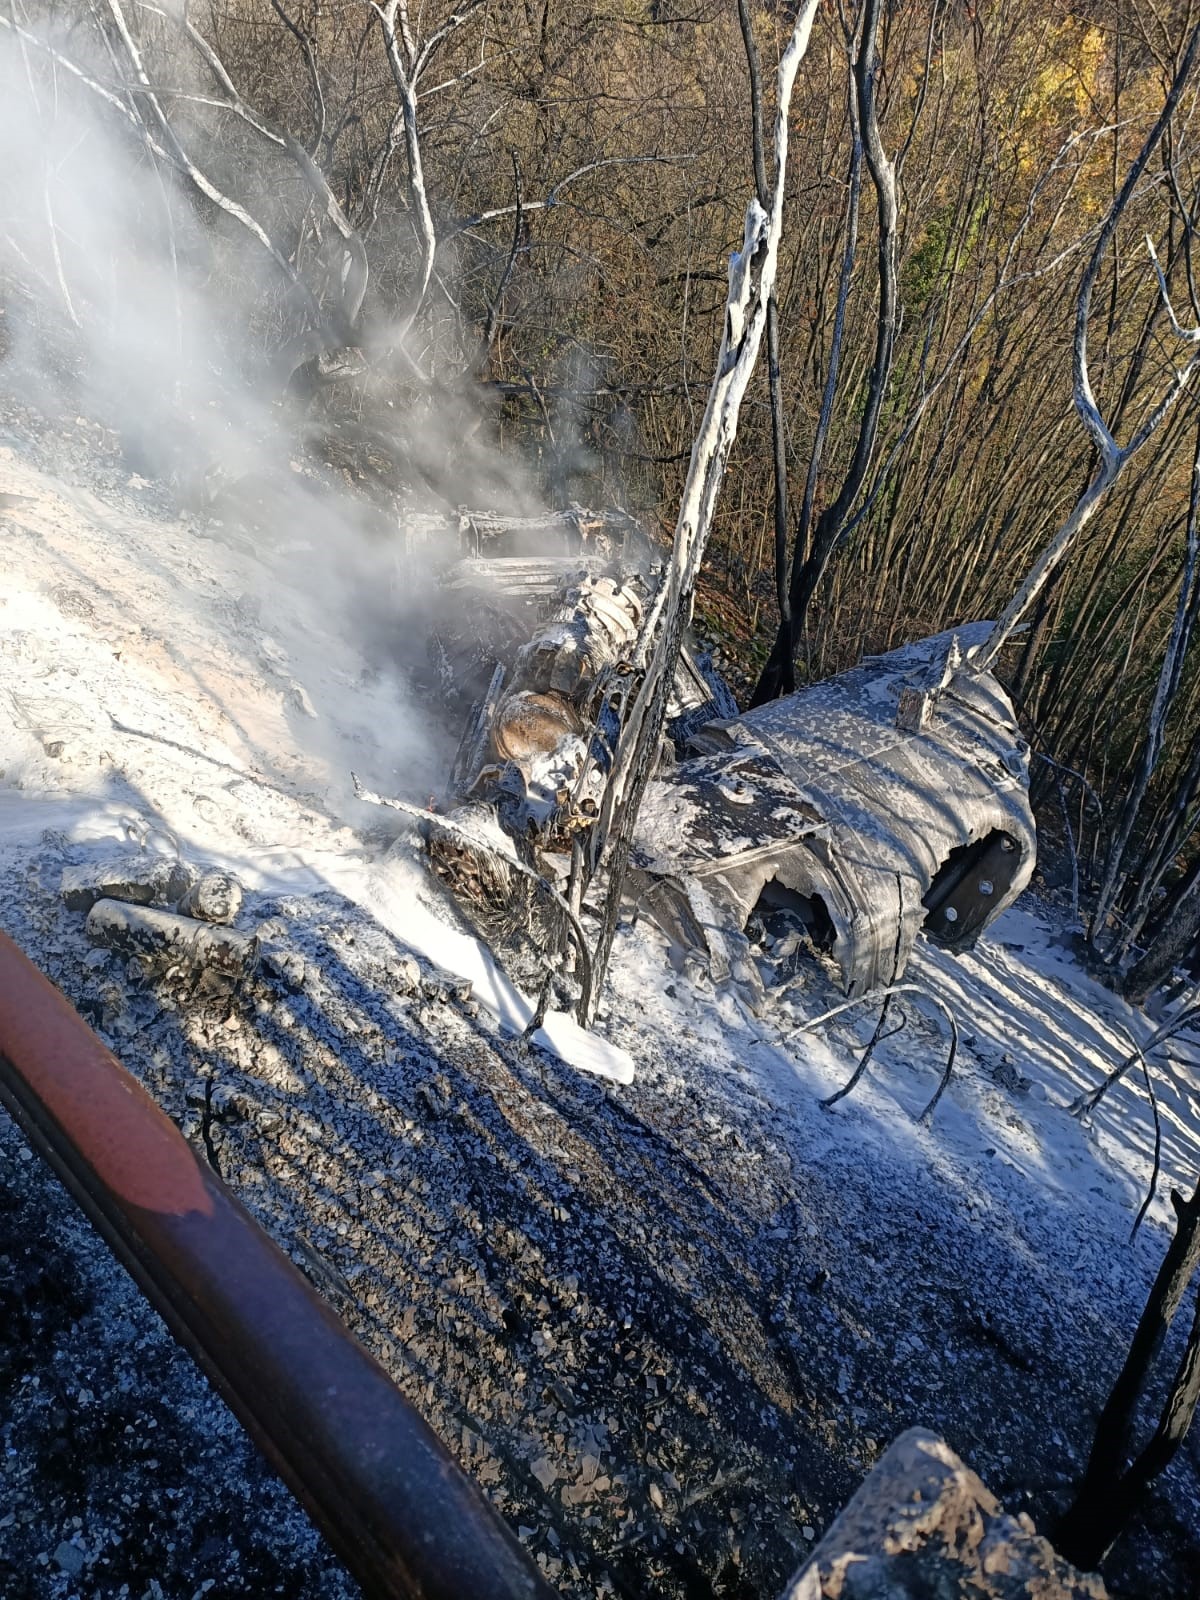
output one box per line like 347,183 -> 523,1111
0,14 -> 546,815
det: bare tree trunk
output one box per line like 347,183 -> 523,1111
0,3 -> 353,362
1010,560 -> 1068,703
370,0 -> 486,350
751,0 -> 895,705
737,0 -> 789,656
180,15 -> 368,365
1123,862 -> 1200,1004
584,0 -> 822,1019
1056,1180 -> 1200,1569
267,0 -> 326,155
1117,725 -> 1200,953
1092,417 -> 1200,956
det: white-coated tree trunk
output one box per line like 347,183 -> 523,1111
584,0 -> 822,1018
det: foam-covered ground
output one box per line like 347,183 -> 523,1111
2,417 -> 1198,1598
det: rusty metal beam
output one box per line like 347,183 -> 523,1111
0,930 -> 554,1600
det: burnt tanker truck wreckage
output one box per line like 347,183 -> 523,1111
411,508 -> 1036,1008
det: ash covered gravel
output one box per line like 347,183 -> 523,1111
1,842 -> 847,1599
3,837 -> 1200,1600
0,1105 -> 357,1600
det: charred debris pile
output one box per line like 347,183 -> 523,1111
371,504 -> 1038,1056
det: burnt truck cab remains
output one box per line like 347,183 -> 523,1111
424,511 -> 1035,1003
630,625 -> 1035,1001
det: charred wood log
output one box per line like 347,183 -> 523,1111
86,900 -> 258,979
61,855 -> 194,914
178,872 -> 244,926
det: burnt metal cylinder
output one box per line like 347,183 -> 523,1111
0,930 -> 553,1600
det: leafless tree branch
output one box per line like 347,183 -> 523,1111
972,23 -> 1200,676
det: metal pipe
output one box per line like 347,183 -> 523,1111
0,930 -> 554,1600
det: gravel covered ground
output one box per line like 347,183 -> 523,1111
2,406 -> 1200,1599
4,844 -> 1200,1599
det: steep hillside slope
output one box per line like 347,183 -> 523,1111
2,408 -> 1198,1599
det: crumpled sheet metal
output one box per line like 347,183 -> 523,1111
632,626 -> 1037,998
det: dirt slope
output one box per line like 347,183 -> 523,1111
2,406 -> 1198,1599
